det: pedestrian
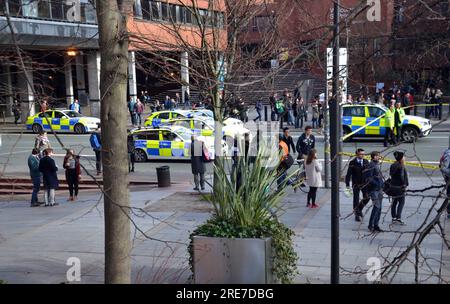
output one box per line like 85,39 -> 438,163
277,137 -> 291,191
39,148 -> 59,207
12,100 -> 21,125
305,149 -> 322,208
275,97 -> 286,125
28,148 -> 42,207
365,151 -> 384,232
190,136 -> 206,191
287,97 -> 295,126
164,96 -> 170,110
296,125 -> 316,160
40,98 -> 49,113
254,99 -> 263,122
69,99 -> 81,113
269,93 -> 277,121
435,88 -> 443,119
63,149 -> 81,201
89,130 -> 102,175
345,149 -> 370,221
134,99 -> 144,127
127,97 -> 136,126
439,146 -> 450,219
175,93 -> 181,108
389,151 -> 409,225
295,97 -> 306,129
34,131 -> 51,156
170,98 -> 176,111
280,127 -> 296,154
394,101 -> 405,143
384,103 -> 396,147
311,100 -> 319,129
127,133 -> 135,173
402,93 -> 410,115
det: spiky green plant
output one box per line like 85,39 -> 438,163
189,142 -> 299,283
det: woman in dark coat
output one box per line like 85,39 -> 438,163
39,148 -> 59,206
191,136 -> 206,190
63,149 -> 81,201
390,151 -> 409,225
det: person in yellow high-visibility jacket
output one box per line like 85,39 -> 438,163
394,102 -> 406,143
384,104 -> 396,147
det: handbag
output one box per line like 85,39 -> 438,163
202,145 -> 211,162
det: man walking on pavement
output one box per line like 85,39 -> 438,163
384,103 -> 396,147
280,127 -> 296,154
365,151 -> 384,232
134,99 -> 144,127
254,99 -> 263,122
345,148 -> 370,222
90,131 -> 102,175
394,101 -> 405,143
296,126 -> 316,160
28,148 -> 42,207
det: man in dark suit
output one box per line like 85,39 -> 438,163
345,148 -> 369,222
39,148 -> 59,207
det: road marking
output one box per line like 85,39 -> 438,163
0,149 -> 30,156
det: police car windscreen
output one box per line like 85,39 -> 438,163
64,111 -> 83,118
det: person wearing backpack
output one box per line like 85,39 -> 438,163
305,149 -> 322,208
190,135 -> 206,191
275,98 -> 286,124
389,151 -> 409,225
90,131 -> 102,175
439,147 -> 450,220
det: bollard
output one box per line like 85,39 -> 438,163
414,104 -> 417,116
439,103 -> 443,120
264,106 -> 268,121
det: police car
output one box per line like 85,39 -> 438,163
129,126 -> 227,162
144,110 -> 194,128
190,109 -> 245,127
342,104 -> 432,142
26,110 -> 100,134
158,116 -> 250,140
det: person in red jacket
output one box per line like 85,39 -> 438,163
63,149 -> 81,201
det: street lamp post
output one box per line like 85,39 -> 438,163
330,0 -> 341,285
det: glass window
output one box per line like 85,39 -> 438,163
185,7 -> 192,23
51,0 -> 64,19
63,110 -> 82,118
173,120 -> 190,129
141,0 -> 150,20
368,107 -> 385,118
23,0 -> 39,17
174,5 -> 180,23
0,1 -> 6,15
161,2 -> 168,21
39,111 -> 53,118
169,4 -> 177,23
38,0 -> 51,18
193,120 -> 205,129
349,107 -> 366,117
8,0 -> 22,17
151,1 -> 160,20
81,0 -> 96,23
157,112 -> 170,119
54,111 -> 66,118
180,6 -> 186,23
161,130 -> 178,141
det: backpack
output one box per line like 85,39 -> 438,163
282,154 -> 294,170
275,100 -> 285,114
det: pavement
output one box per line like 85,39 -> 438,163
0,174 -> 448,284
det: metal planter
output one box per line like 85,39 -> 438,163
192,236 -> 273,284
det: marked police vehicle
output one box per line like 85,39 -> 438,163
342,104 -> 432,142
26,110 -> 100,134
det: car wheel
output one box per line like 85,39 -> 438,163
74,123 -> 86,134
134,149 -> 148,162
401,126 -> 418,143
342,126 -> 352,142
32,123 -> 43,134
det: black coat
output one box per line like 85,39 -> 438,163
39,156 -> 59,189
390,162 -> 409,191
296,134 -> 315,156
191,140 -> 206,174
280,135 -> 295,154
345,158 -> 369,188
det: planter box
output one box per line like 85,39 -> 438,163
192,236 -> 273,284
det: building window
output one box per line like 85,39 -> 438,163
38,0 -> 51,19
373,38 -> 382,57
185,7 -> 192,24
161,2 -> 168,21
440,1 -> 449,16
141,0 -> 150,19
51,0 -> 64,20
22,0 -> 39,17
81,0 -> 96,23
169,4 -> 177,23
174,5 -> 180,23
151,1 -> 160,20
180,6 -> 186,23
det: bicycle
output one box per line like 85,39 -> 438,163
290,159 -> 309,193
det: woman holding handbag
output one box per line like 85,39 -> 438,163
63,149 -> 81,201
305,149 -> 322,208
190,136 -> 206,191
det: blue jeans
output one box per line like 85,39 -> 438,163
31,176 -> 41,204
369,190 -> 383,228
288,110 -> 294,125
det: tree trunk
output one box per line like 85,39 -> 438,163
213,87 -> 223,193
96,0 -> 132,284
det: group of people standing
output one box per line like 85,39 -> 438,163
28,133 -> 82,207
346,149 -> 409,232
269,90 -> 314,130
